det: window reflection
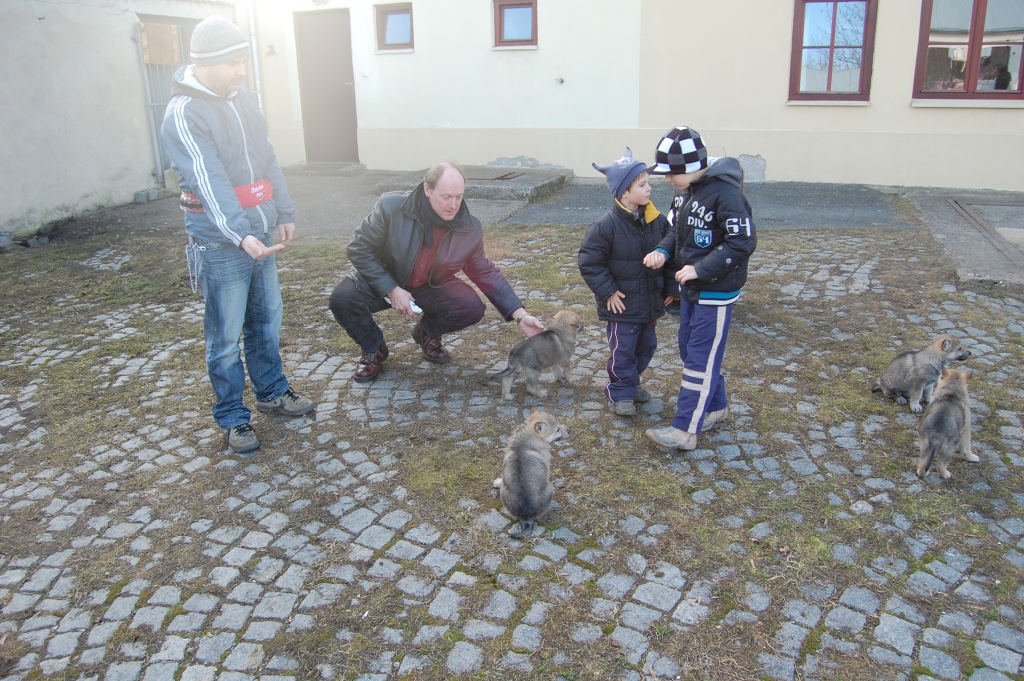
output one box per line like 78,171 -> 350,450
797,0 -> 867,94
922,0 -> 1022,94
384,13 -> 411,45
502,6 -> 533,42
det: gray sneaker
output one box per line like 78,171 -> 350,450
227,423 -> 260,453
612,400 -> 637,416
257,388 -> 315,417
645,426 -> 697,450
702,406 -> 729,430
634,386 -> 651,403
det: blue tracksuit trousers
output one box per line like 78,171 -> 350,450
605,321 -> 658,403
672,299 -> 732,433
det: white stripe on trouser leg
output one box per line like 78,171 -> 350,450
684,306 -> 728,433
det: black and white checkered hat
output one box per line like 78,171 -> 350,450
649,127 -> 708,175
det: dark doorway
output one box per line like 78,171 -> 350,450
137,15 -> 200,185
293,9 -> 359,163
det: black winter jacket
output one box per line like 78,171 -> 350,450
578,201 -> 671,323
655,157 -> 757,306
347,189 -> 524,320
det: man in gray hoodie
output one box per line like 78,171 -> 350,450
161,16 -> 314,454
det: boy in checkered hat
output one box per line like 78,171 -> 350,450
642,127 -> 757,450
578,148 -> 673,417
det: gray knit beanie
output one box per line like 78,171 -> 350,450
190,16 -> 250,67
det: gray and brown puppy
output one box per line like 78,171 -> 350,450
489,310 -> 583,400
873,333 -> 971,412
493,410 -> 569,539
917,367 -> 978,480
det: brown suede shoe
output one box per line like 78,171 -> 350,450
412,324 -> 451,364
353,343 -> 389,383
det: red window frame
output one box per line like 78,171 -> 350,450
493,0 -> 537,47
376,3 -> 413,51
913,0 -> 1024,99
789,0 -> 878,101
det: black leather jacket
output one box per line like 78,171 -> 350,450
347,189 -> 523,320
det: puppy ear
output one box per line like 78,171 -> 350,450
940,337 -> 953,351
963,370 -> 973,381
940,367 -> 951,379
534,421 -> 545,434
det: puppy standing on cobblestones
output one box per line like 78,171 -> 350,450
873,333 -> 971,413
493,410 -> 569,538
917,367 -> 978,480
489,310 -> 583,400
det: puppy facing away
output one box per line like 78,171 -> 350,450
917,367 -> 979,480
873,333 -> 971,412
493,410 -> 570,539
489,310 -> 583,400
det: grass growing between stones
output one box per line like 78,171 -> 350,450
3,201 -> 1024,681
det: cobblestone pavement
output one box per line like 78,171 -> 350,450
2,178 -> 1024,681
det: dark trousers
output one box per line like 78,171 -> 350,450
672,299 -> 731,433
328,277 -> 486,354
605,320 -> 658,403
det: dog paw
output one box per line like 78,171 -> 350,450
896,397 -> 908,405
941,470 -> 952,479
910,404 -> 923,413
493,478 -> 502,488
965,451 -> 980,462
507,520 -> 537,539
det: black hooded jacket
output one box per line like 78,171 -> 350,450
578,200 -> 671,323
655,157 -> 757,305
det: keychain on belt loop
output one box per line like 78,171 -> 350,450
185,238 -> 206,294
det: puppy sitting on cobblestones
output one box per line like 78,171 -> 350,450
493,410 -> 569,538
488,310 -> 583,400
917,367 -> 979,480
873,333 -> 971,412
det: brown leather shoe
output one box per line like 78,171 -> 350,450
412,324 -> 451,364
353,343 -> 389,383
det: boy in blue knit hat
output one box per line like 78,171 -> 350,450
579,148 -> 672,417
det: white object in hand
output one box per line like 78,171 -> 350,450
385,296 -> 421,314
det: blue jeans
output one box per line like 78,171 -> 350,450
195,238 -> 289,429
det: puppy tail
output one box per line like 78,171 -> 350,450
488,366 -> 514,381
917,446 -> 936,480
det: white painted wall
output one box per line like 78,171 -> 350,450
258,0 -> 1023,191
0,0 -> 236,236
255,0 -> 641,169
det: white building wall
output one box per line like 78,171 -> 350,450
256,0 -> 1024,191
256,0 -> 640,170
0,0 -> 236,236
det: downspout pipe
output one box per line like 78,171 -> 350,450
244,2 -> 264,111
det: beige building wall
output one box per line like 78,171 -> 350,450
255,0 -> 1023,191
639,1 -> 1023,190
0,0 -> 234,236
